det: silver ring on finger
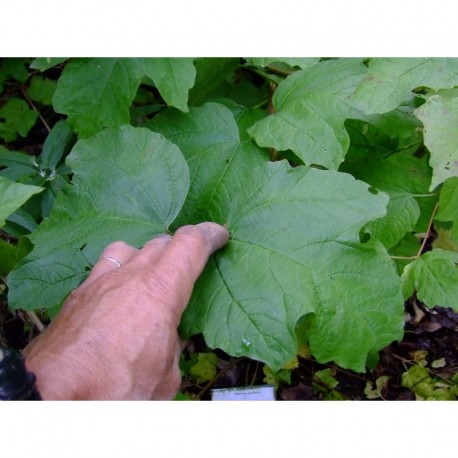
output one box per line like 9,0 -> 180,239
100,256 -> 122,268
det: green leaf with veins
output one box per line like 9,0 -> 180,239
414,91 -> 458,190
7,125 -> 189,311
53,58 -> 196,137
0,98 -> 38,141
341,155 -> 429,249
246,58 -> 320,69
436,177 -> 458,244
349,58 -> 458,115
248,58 -> 367,170
30,58 -> 69,72
142,58 -> 196,112
188,58 -> 240,106
0,176 -> 43,227
53,59 -> 144,137
402,249 -> 458,311
28,76 -> 57,106
151,103 -> 404,372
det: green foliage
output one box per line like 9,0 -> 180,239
29,58 -> 69,72
263,365 -> 292,389
53,58 -> 196,137
402,249 -> 458,309
8,126 -> 189,310
0,98 -> 38,142
0,120 -> 74,225
349,58 -> 458,115
401,364 -> 457,400
0,176 -> 43,227
28,76 -> 57,106
248,58 -> 367,169
414,90 -> 458,190
2,57 -> 458,374
184,352 -> 219,385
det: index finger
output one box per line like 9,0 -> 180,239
140,222 -> 229,313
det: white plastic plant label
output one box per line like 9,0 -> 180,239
211,385 -> 276,401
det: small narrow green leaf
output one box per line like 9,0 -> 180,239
415,91 -> 458,190
30,58 -> 69,72
248,59 -> 367,169
402,249 -> 458,310
7,126 -> 189,311
142,58 -> 196,112
40,120 -> 73,170
0,176 -> 43,227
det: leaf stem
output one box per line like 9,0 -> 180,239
252,98 -> 268,109
390,255 -> 418,261
26,311 -> 46,333
265,65 -> 294,76
416,201 -> 439,257
391,202 -> 440,262
20,85 -> 51,133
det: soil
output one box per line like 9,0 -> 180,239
177,298 -> 458,400
1,261 -> 457,402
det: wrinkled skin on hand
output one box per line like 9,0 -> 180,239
23,223 -> 229,400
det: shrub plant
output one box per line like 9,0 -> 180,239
1,57 -> 457,373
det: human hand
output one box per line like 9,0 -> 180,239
23,222 -> 229,400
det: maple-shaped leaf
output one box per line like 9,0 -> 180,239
8,125 -> 189,310
151,103 -> 404,372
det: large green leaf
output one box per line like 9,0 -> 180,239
349,58 -> 458,115
402,249 -> 458,311
7,125 -> 189,310
151,103 -> 404,372
53,58 -> 197,137
188,58 -> 240,106
414,91 -> 458,190
248,58 -> 367,170
0,176 -> 43,227
53,59 -> 144,138
341,155 -> 430,249
143,58 -> 196,112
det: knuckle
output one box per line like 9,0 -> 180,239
143,234 -> 171,248
174,225 -> 206,248
103,240 -> 131,252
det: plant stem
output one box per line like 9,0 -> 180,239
416,201 -> 439,257
390,255 -> 418,261
253,98 -> 268,109
26,311 -> 46,333
20,85 -> 51,133
391,201 -> 440,262
265,65 -> 294,76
